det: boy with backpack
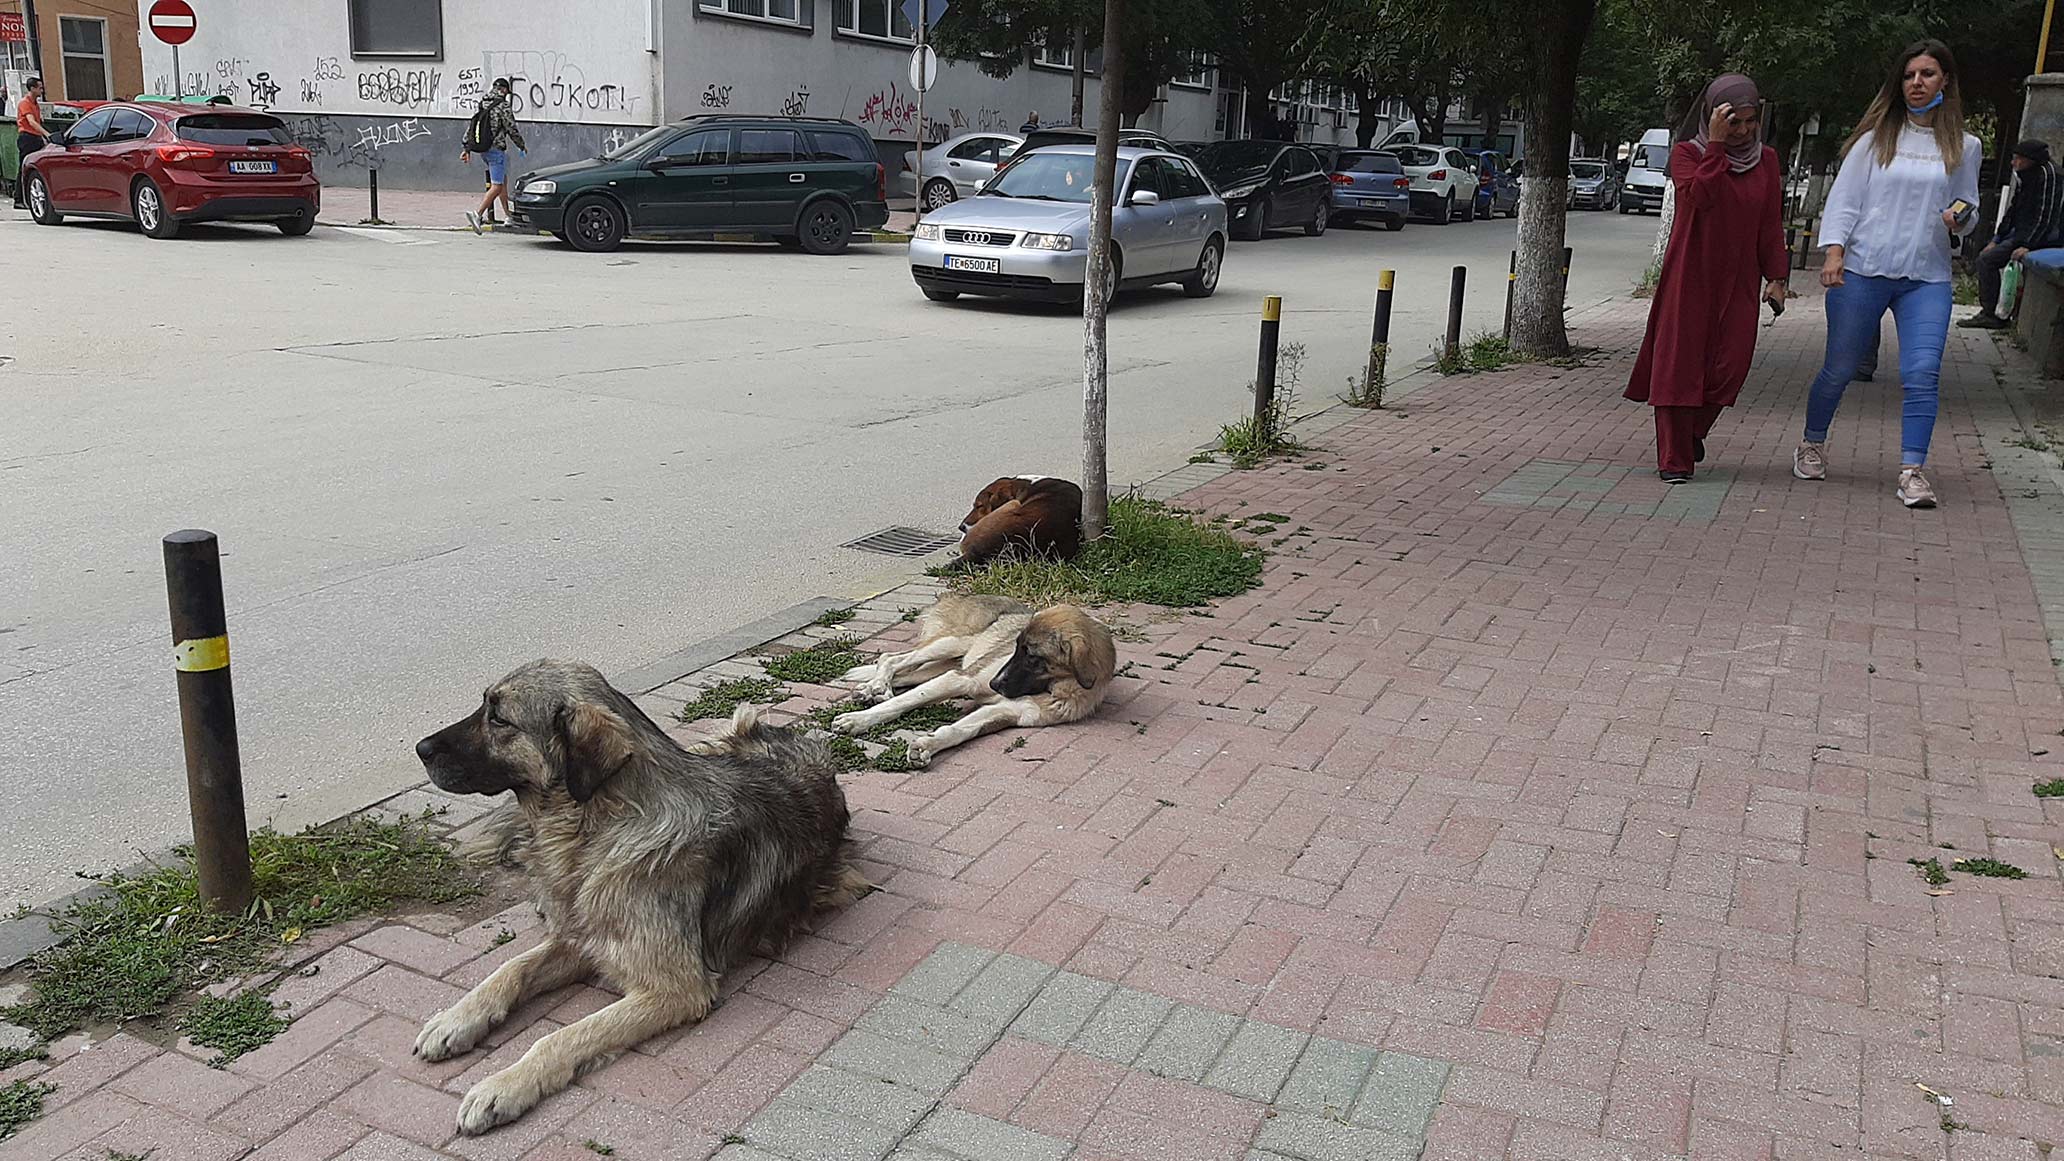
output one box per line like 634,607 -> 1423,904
460,78 -> 527,234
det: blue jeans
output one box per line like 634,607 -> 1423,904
1803,275 -> 1951,466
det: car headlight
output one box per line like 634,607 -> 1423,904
1019,232 -> 1074,251
1218,182 -> 1262,201
520,179 -> 556,196
913,222 -> 943,241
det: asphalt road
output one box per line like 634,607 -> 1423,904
0,201 -> 1661,909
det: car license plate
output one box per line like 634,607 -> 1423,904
1356,197 -> 1380,207
944,255 -> 999,273
229,160 -> 277,174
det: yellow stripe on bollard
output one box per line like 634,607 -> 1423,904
174,635 -> 230,672
1262,294 -> 1282,322
1378,270 -> 1394,292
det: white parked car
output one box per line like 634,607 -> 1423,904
1392,144 -> 1478,224
899,132 -> 1022,210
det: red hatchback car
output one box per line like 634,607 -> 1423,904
22,102 -> 319,238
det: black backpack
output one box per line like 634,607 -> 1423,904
464,107 -> 492,153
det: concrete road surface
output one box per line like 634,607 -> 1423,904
0,202 -> 1664,909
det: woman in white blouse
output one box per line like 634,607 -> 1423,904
1794,40 -> 1982,509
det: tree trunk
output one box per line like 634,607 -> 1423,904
1482,99 -> 1503,150
1070,23 -> 1086,125
1081,0 -> 1123,541
1425,81 -> 1451,142
1351,81 -> 1377,147
1509,0 -> 1596,358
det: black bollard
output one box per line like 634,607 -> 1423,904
1445,266 -> 1466,363
163,530 -> 253,914
1254,294 -> 1283,435
1366,270 -> 1395,401
1502,250 -> 1517,341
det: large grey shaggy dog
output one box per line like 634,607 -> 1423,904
411,659 -> 869,1135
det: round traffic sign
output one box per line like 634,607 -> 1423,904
148,0 -> 197,46
908,45 -> 937,93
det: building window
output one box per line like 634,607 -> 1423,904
701,0 -> 805,26
348,0 -> 443,58
1171,53 -> 1212,90
1033,38 -> 1073,70
837,0 -> 913,42
59,17 -> 109,101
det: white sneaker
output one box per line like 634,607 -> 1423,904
465,212 -> 482,235
1897,466 -> 1937,508
1793,441 -> 1827,481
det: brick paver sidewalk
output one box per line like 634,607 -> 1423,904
7,291 -> 2063,1161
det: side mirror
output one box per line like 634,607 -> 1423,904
1127,189 -> 1161,207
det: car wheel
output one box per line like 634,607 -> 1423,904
134,179 -> 180,239
921,287 -> 960,302
25,173 -> 61,225
566,196 -> 626,252
1457,190 -> 1476,223
1182,236 -> 1223,298
797,199 -> 854,255
922,179 -> 956,211
1505,198 -> 1520,219
1434,195 -> 1452,226
1384,214 -> 1405,232
1305,199 -> 1328,236
277,210 -> 315,236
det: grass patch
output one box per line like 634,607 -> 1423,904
584,1140 -> 617,1156
812,607 -> 857,628
1341,343 -> 1389,409
1438,332 -> 1521,375
0,1045 -> 48,1070
1952,857 -> 2027,879
2034,779 -> 2064,798
0,1081 -> 55,1141
2008,435 -> 2052,452
676,677 -> 788,723
1632,260 -> 1661,299
1218,341 -> 1312,468
1186,452 -> 1217,465
1909,857 -> 1949,885
182,990 -> 289,1066
3,813 -> 476,1046
947,497 -> 1262,609
1953,269 -> 1978,307
762,639 -> 866,685
872,740 -> 922,773
801,702 -> 968,773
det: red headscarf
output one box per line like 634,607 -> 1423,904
1691,74 -> 1764,174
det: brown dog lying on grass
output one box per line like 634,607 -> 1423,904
956,476 -> 1083,566
412,660 -> 868,1135
833,594 -> 1115,767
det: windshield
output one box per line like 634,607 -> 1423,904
1632,144 -> 1668,171
983,152 -> 1127,202
1393,146 -> 1440,167
1195,141 -> 1280,175
605,126 -> 675,160
1335,151 -> 1401,174
1570,161 -> 1606,179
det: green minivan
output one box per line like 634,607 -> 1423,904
509,115 -> 889,254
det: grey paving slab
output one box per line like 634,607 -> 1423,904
744,1101 -> 901,1161
1134,1003 -> 1243,1082
1007,971 -> 1115,1046
778,1064 -> 937,1134
891,943 -> 999,1007
1350,1050 -> 1452,1136
856,995 -> 997,1060
906,1106 -> 1072,1161
1069,986 -> 1175,1066
1201,1018 -> 1310,1102
946,953 -> 1055,1032
1254,1110 -> 1421,1161
820,1028 -> 970,1098
1279,1036 -> 1382,1119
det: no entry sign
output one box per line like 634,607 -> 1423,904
148,0 -> 197,46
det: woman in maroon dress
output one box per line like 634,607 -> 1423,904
1625,74 -> 1790,482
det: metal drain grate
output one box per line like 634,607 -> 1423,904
841,526 -> 960,557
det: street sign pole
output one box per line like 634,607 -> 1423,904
172,43 -> 181,97
913,0 -> 926,221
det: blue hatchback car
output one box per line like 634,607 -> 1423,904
1321,148 -> 1409,231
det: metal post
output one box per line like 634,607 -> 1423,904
363,167 -> 382,225
2041,0 -> 2057,74
1561,245 -> 1573,295
163,530 -> 252,915
1254,294 -> 1282,433
1444,266 -> 1466,362
1502,250 -> 1517,341
172,44 -> 182,99
912,0 -> 927,221
1365,270 -> 1394,400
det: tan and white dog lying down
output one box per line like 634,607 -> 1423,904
832,595 -> 1116,767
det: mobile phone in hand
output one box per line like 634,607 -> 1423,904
1947,198 -> 1976,230
1768,296 -> 1784,318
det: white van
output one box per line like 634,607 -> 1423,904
1620,127 -> 1671,214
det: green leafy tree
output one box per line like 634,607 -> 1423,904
931,0 -> 1210,122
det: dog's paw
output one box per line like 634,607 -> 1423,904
829,711 -> 870,735
414,1006 -> 489,1062
906,739 -> 937,769
856,677 -> 894,704
838,663 -> 878,685
457,1066 -> 547,1135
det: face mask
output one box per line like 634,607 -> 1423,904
1907,90 -> 1945,115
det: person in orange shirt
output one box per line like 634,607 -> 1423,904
13,76 -> 46,210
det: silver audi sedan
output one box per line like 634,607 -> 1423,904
909,145 -> 1228,304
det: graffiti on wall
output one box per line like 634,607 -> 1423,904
288,115 -> 378,170
603,126 -> 636,154
948,106 -> 1009,133
359,68 -> 442,107
480,51 -> 639,120
780,86 -> 810,117
856,82 -> 918,134
699,83 -> 732,109
247,71 -> 281,109
356,119 -> 433,151
448,67 -> 485,109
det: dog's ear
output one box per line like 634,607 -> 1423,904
559,700 -> 636,802
1058,618 -> 1115,689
